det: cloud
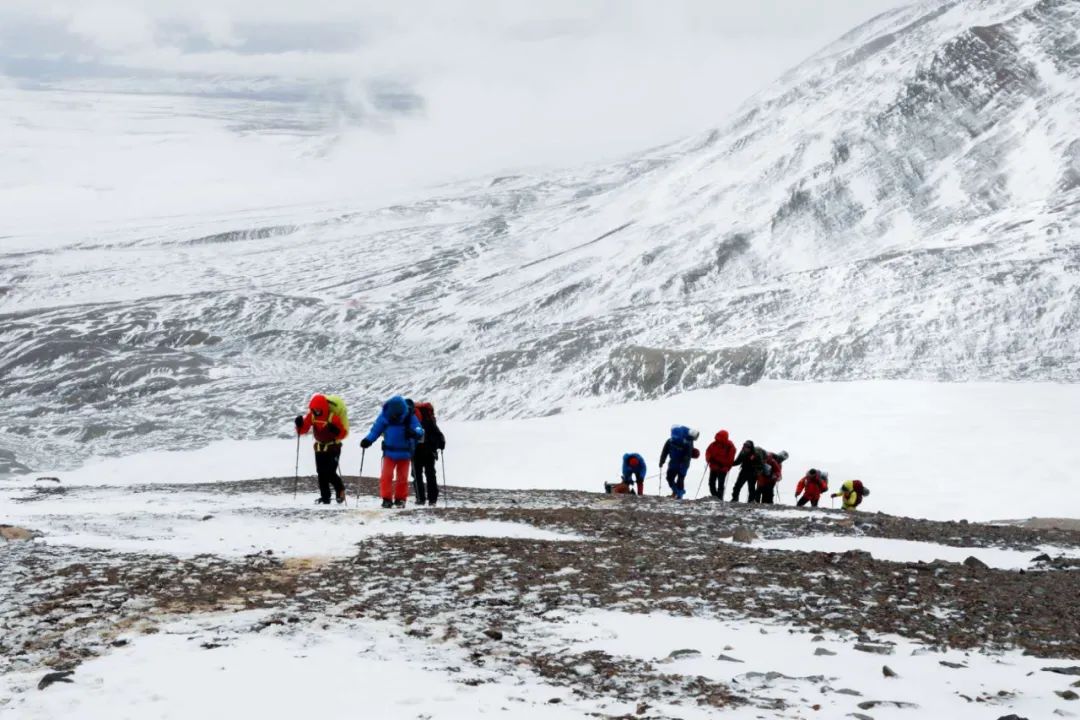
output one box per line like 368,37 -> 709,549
64,2 -> 158,52
0,0 -> 911,226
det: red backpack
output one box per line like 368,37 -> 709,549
415,402 -> 436,422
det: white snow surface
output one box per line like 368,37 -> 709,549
0,487 -> 582,558
532,609 -> 1080,719
750,534 -> 1080,570
15,381 -> 1080,522
4,605 -> 1077,720
0,611 -> 588,720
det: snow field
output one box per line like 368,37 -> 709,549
748,534 -> 1080,570
21,381 -> 1080,522
533,609 -> 1080,719
4,606 -> 1077,720
0,487 -> 583,558
5,478 -> 1076,575
0,611 -> 588,720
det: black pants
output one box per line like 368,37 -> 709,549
708,468 -> 728,498
731,471 -> 756,502
797,495 -> 819,507
666,465 -> 688,496
757,484 -> 775,504
413,456 -> 438,505
315,445 -> 344,501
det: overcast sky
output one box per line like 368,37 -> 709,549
0,1 -> 911,226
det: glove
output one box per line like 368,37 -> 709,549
360,438 -> 373,449
325,423 -> 340,437
293,415 -> 304,431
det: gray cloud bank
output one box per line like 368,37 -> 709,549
0,1 -> 909,226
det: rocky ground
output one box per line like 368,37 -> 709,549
3,477 -> 1080,718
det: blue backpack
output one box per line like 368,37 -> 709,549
668,426 -> 694,463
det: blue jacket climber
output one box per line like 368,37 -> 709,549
659,426 -> 700,499
362,395 -> 424,461
622,453 -> 647,482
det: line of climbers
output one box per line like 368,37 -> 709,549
295,393 -> 870,512
604,425 -> 870,510
294,393 -> 445,509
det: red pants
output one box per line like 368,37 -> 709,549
380,458 -> 411,501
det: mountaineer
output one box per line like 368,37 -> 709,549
294,394 -> 349,505
360,395 -> 424,508
704,430 -> 737,500
659,426 -> 700,499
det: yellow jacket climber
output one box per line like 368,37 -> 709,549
832,479 -> 869,511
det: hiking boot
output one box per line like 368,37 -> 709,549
428,500 -> 437,507
381,499 -> 393,509
393,500 -> 406,509
335,490 -> 346,504
315,497 -> 331,505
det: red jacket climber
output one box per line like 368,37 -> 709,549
705,431 -> 737,471
704,430 -> 737,500
795,468 -> 829,507
294,394 -> 349,505
754,450 -> 787,504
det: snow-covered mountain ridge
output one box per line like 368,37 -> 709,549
1,0 -> 1078,473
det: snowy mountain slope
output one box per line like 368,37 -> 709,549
1,0 -> 1079,473
3,480 -> 1080,718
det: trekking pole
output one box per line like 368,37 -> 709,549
693,466 -> 708,500
355,447 -> 366,505
441,452 -> 448,508
293,434 -> 300,500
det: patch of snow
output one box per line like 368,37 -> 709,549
0,487 -> 584,557
21,381 -> 1080,523
749,535 -> 1080,570
535,609 -> 1077,719
0,611 -> 591,720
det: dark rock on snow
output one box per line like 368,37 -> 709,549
858,699 -> 919,710
37,671 -> 74,691
854,643 -> 895,655
1043,666 -> 1080,676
